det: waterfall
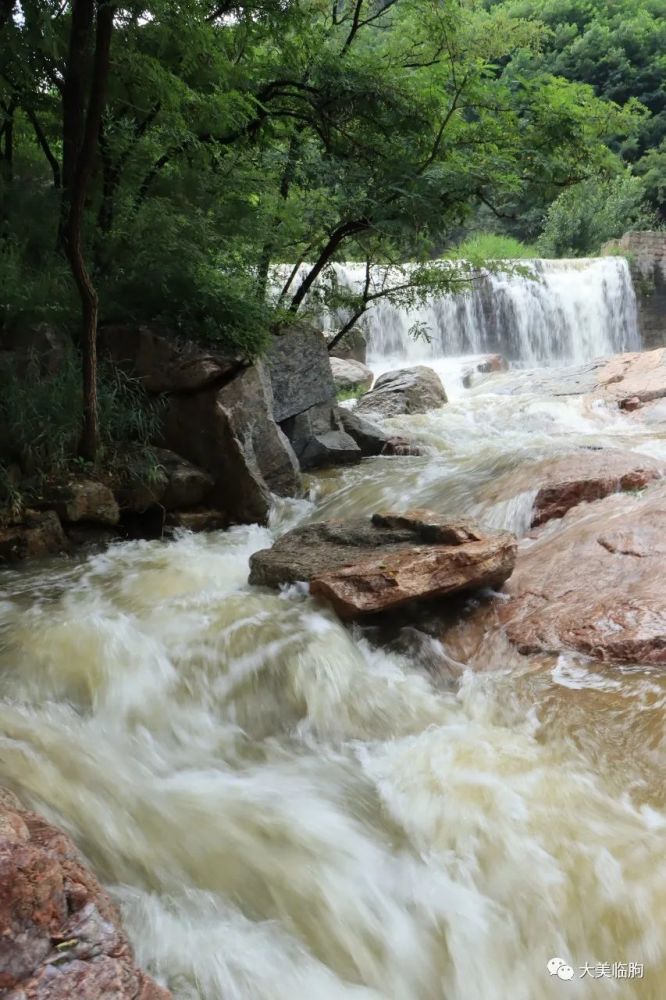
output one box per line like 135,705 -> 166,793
326,257 -> 640,366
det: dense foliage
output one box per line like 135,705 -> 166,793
0,0 -> 659,464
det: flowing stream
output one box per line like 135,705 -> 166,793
1,261 -> 665,999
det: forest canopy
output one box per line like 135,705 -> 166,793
1,0 -> 658,360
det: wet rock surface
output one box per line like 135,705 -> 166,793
487,449 -> 663,528
355,366 -> 447,418
0,788 -> 170,999
499,482 -> 666,664
496,348 -> 666,408
280,403 -> 361,470
337,408 -> 421,457
530,450 -> 662,526
461,354 -> 507,388
249,509 -> 516,618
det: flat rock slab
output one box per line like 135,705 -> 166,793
249,510 -> 516,618
355,366 -> 447,418
494,348 -> 666,409
500,482 -> 666,665
530,450 -> 662,526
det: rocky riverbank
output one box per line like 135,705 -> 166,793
0,788 -> 169,999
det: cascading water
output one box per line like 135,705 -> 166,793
2,256 -> 665,999
326,257 -> 640,366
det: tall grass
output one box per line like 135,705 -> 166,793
0,349 -> 164,492
448,233 -> 538,261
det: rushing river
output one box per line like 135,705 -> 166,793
1,354 -> 665,999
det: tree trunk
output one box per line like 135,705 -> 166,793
61,0 -> 115,462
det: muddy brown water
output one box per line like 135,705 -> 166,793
0,363 -> 665,999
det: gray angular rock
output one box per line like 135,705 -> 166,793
338,408 -> 420,457
265,325 -> 337,422
0,511 -> 68,563
355,365 -> 447,418
280,403 -> 361,469
162,362 -> 302,524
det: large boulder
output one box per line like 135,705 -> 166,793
265,325 -> 337,422
0,787 -> 170,1000
98,324 -> 245,394
35,480 -> 120,526
338,408 -> 421,457
355,366 -> 447,418
162,362 -> 302,524
499,482 -> 666,664
249,509 -> 517,618
280,403 -> 361,469
330,357 -> 373,395
0,510 -> 68,564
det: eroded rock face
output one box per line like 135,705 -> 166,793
500,483 -> 666,664
99,325 -> 244,394
0,511 -> 68,564
330,358 -> 373,395
0,788 -> 170,1000
249,509 -> 516,618
355,366 -> 447,418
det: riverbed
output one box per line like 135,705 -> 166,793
1,360 -> 665,999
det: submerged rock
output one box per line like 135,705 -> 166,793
0,788 -> 170,999
461,354 -> 507,388
355,366 -> 447,418
500,482 -> 666,664
330,357 -> 373,395
249,509 -> 516,618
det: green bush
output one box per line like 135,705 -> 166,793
536,173 -> 657,257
